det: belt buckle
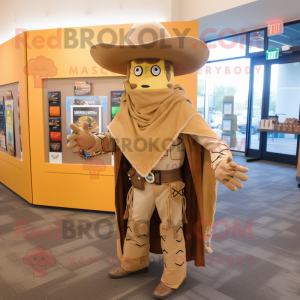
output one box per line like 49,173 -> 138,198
145,172 -> 155,184
153,170 -> 161,185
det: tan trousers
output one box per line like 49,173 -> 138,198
121,181 -> 187,289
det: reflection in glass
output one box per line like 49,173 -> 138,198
207,34 -> 246,61
197,58 -> 250,152
249,30 -> 265,53
249,65 -> 264,150
197,71 -> 205,118
266,63 -> 300,156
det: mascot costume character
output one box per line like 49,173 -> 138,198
67,22 -> 249,298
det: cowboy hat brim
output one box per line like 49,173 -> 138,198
90,36 -> 209,76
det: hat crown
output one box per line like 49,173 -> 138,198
126,22 -> 171,45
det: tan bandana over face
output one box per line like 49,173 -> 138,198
108,80 -> 213,177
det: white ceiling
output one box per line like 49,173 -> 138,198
174,0 -> 258,22
0,0 -> 299,45
0,0 -> 173,45
195,0 -> 300,41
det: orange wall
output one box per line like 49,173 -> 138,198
26,21 -> 199,211
0,33 -> 33,203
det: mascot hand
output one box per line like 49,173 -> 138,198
215,156 -> 248,191
67,122 -> 100,153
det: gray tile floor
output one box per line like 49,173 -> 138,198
0,157 -> 300,300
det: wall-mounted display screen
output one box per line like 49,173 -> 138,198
111,91 -> 123,120
5,100 -> 15,156
66,96 -> 106,136
0,83 -> 22,160
0,116 -> 5,149
0,96 -> 4,116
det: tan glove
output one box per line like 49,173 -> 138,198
67,122 -> 102,154
215,156 -> 249,191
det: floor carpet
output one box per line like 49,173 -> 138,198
0,157 -> 299,300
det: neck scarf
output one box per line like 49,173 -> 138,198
108,80 -> 208,177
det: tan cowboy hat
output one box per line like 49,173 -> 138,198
90,22 -> 209,76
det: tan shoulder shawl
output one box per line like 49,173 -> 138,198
108,80 -> 220,177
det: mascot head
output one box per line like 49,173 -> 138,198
90,22 -> 209,91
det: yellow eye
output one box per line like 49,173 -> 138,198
43,67 -> 47,70
35,67 -> 38,70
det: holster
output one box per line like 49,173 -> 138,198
127,168 -> 145,191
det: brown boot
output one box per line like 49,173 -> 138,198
152,279 -> 186,299
108,265 -> 148,279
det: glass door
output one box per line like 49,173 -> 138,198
198,58 -> 251,152
246,57 -> 266,158
261,53 -> 300,165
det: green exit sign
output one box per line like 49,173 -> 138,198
266,48 -> 279,60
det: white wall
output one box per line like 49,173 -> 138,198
172,0 -> 258,21
0,0 -> 173,45
195,0 -> 300,41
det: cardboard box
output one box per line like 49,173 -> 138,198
260,119 -> 275,130
282,124 -> 288,132
266,120 -> 275,130
277,123 -> 282,131
288,124 -> 294,132
259,119 -> 266,129
294,124 -> 300,133
285,118 -> 298,124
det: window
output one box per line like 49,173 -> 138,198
266,63 -> 300,156
198,58 -> 250,152
268,22 -> 300,50
249,30 -> 265,53
207,34 -> 247,61
249,65 -> 264,150
197,71 -> 205,118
